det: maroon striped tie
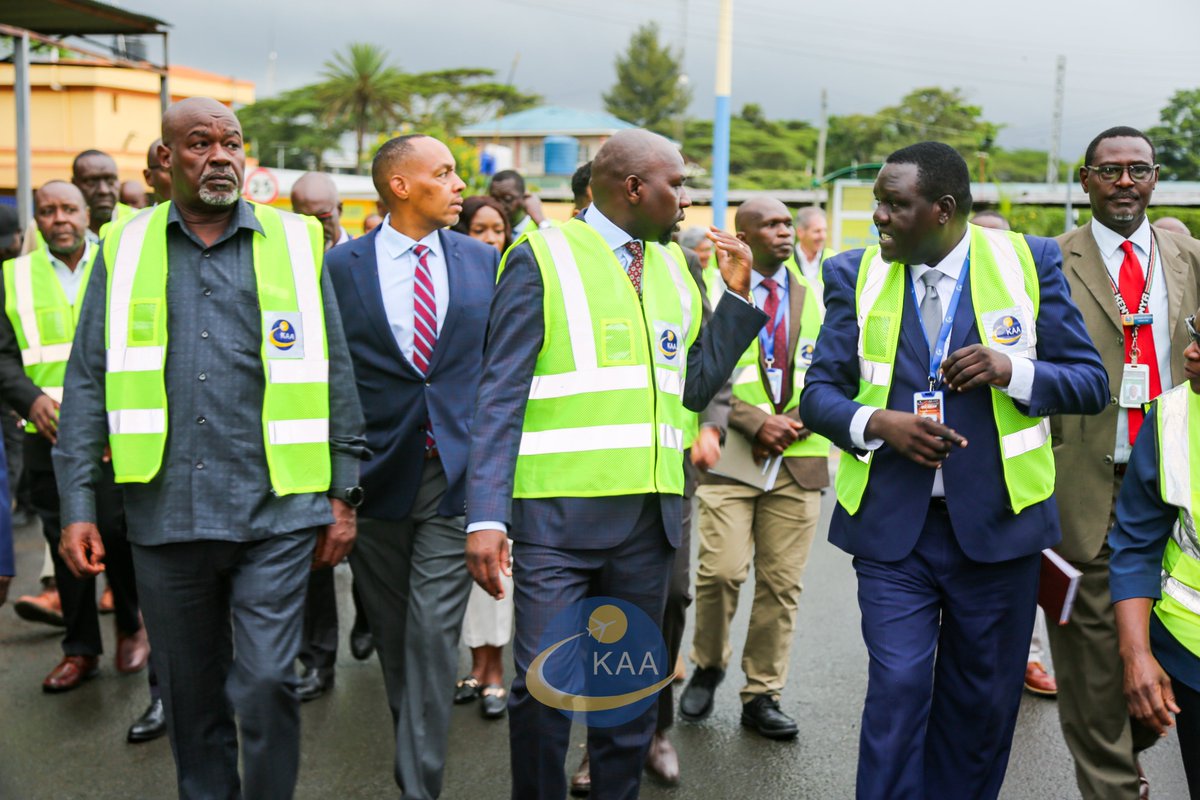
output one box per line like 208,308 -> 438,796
412,244 -> 437,450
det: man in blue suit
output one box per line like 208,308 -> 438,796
466,128 -> 767,800
325,134 -> 500,800
801,142 -> 1108,800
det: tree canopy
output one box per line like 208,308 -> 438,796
602,22 -> 691,135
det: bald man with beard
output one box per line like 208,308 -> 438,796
466,129 -> 766,800
53,98 -> 366,799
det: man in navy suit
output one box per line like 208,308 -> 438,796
800,142 -> 1108,800
325,134 -> 500,800
465,129 -> 767,800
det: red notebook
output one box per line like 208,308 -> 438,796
1039,548 -> 1083,625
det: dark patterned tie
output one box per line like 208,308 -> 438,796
412,244 -> 437,450
624,241 -> 644,298
760,277 -> 790,408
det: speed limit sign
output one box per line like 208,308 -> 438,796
243,167 -> 279,204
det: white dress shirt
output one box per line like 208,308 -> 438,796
1090,218 -> 1173,463
848,230 -> 1035,495
47,240 -> 93,306
374,216 -> 450,369
796,248 -> 823,285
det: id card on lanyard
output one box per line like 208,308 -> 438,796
759,280 -> 788,405
1108,234 -> 1157,409
909,257 -> 970,424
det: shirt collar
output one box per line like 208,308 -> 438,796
751,262 -> 789,291
336,227 -> 351,246
1090,217 -> 1152,260
582,204 -> 636,253
912,229 -> 970,282
166,198 -> 263,240
44,239 -> 92,271
378,215 -> 440,261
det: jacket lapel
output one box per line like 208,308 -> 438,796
900,268 -> 932,366
347,229 -> 418,375
426,230 -> 461,374
1156,230 -> 1190,374
1065,224 -> 1122,335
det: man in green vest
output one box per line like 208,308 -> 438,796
53,97 -> 366,799
792,206 -> 835,286
466,128 -> 767,800
71,149 -> 129,239
680,197 -> 829,740
1109,307 -> 1200,797
0,180 -> 148,693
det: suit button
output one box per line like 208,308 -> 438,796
1116,337 -> 1124,346
1103,455 -> 1114,464
1110,396 -> 1118,406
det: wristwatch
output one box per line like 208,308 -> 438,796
329,485 -> 365,508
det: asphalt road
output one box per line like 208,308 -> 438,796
0,490 -> 1190,799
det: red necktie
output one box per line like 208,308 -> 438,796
759,277 -> 790,409
1118,240 -> 1160,444
624,241 -> 644,297
412,244 -> 437,450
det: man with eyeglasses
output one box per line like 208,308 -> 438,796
1050,125 -> 1200,800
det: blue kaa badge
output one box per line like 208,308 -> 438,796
991,315 -> 1023,346
270,319 -> 297,350
658,328 -> 679,360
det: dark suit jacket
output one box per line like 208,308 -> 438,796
800,233 -> 1109,563
326,227 -> 500,520
466,236 -> 767,549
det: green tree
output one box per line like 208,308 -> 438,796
876,87 -> 999,158
603,22 -> 692,133
316,43 -> 413,172
408,68 -> 540,132
1148,88 -> 1200,181
238,87 -> 346,170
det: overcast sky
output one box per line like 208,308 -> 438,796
123,0 -> 1200,159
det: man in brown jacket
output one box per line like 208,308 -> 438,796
1050,125 -> 1200,800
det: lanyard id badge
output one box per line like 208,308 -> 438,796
914,391 -> 945,424
765,367 -> 784,404
1118,362 -> 1150,408
909,256 -> 971,391
758,275 -> 789,406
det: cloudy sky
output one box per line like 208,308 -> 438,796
123,0 -> 1200,158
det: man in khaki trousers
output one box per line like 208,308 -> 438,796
1049,125 -> 1200,800
679,198 -> 827,740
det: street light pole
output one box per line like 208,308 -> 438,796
711,0 -> 733,230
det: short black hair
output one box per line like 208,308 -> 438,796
489,169 -> 525,193
71,149 -> 115,175
885,141 -> 971,216
0,204 -> 17,238
371,134 -> 427,199
1084,126 -> 1156,167
570,161 -> 592,205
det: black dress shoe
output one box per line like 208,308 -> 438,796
127,699 -> 167,743
296,668 -> 334,702
349,628 -> 374,661
480,685 -> 507,719
740,694 -> 798,740
679,666 -> 724,721
454,675 -> 481,704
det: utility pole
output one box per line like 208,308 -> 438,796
815,88 -> 828,189
674,0 -> 688,147
1046,55 -> 1066,184
711,0 -> 733,230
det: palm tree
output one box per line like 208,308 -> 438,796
316,43 -> 411,172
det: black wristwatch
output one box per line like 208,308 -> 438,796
329,485 -> 365,508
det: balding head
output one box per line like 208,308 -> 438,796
734,197 -> 794,273
734,197 -> 789,233
1153,216 -> 1192,237
162,97 -> 244,214
291,172 -> 343,251
144,137 -> 171,203
590,129 -> 690,244
34,181 -> 88,261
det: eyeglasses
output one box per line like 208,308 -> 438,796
1085,163 -> 1158,183
1188,315 -> 1200,347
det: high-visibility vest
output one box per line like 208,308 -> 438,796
1152,384 -> 1200,659
730,263 -> 831,459
511,219 -> 701,498
2,245 -> 97,432
102,202 -> 330,495
786,247 -> 836,287
835,224 -> 1055,515
97,201 -> 136,242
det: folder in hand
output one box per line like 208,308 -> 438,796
1038,548 -> 1083,625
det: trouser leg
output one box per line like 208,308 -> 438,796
1168,673 -> 1200,799
689,483 -> 757,671
657,489 -> 693,732
30,465 -> 99,656
298,565 -> 338,673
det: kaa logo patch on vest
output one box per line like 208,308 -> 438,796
798,338 -> 816,367
263,311 -> 304,359
981,309 -> 1027,351
527,596 -> 671,727
653,321 -> 681,364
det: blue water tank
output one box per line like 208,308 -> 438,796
543,136 -> 579,176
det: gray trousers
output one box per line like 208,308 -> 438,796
133,529 -> 316,800
348,458 -> 473,800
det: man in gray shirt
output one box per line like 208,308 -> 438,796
53,97 -> 366,800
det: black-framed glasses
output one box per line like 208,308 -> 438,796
1085,163 -> 1158,183
1187,315 -> 1200,347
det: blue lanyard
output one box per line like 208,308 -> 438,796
909,255 -> 970,389
757,276 -> 788,366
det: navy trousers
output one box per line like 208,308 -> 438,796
852,500 -> 1040,800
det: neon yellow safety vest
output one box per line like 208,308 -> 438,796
97,201 -> 136,242
2,245 -> 98,432
102,202 -> 330,495
785,247 -> 836,287
835,224 -> 1055,515
730,264 -> 831,459
1153,384 -> 1200,658
510,218 -> 702,498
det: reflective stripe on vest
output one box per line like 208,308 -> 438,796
1154,385 -> 1200,658
835,224 -> 1054,515
102,202 -> 330,494
510,220 -> 701,498
2,246 -> 97,432
730,264 -> 831,459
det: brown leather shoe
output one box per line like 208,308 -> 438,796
644,730 -> 680,785
43,655 -> 100,693
569,748 -> 590,797
1023,661 -> 1057,697
98,585 -> 114,614
115,626 -> 150,674
14,588 -> 64,627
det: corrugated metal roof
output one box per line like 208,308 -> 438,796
460,106 -> 635,137
0,0 -> 168,36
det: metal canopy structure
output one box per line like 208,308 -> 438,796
1,0 -> 171,228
